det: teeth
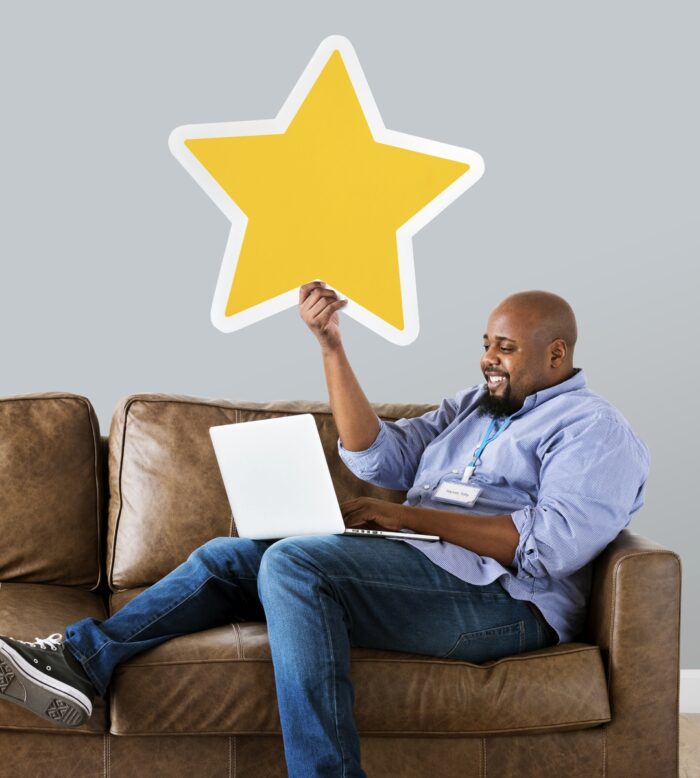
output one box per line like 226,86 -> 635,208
488,375 -> 506,384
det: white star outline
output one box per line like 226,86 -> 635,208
168,35 -> 484,345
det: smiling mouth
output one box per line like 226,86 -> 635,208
485,373 -> 508,391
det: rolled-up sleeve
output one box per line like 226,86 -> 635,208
510,414 -> 650,580
337,390 -> 469,490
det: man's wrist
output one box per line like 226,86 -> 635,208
396,504 -> 421,530
320,342 -> 344,359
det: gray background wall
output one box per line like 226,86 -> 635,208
1,2 -> 697,666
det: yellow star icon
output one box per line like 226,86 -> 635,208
170,36 -> 483,344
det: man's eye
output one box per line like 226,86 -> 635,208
500,347 -> 513,353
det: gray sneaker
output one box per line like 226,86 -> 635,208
0,632 -> 96,727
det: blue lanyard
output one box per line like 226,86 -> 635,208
461,415 -> 513,482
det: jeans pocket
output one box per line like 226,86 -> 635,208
442,620 -> 524,663
526,602 -> 558,648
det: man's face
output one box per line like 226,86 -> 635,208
478,307 -> 553,417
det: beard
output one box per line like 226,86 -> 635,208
476,385 -> 523,418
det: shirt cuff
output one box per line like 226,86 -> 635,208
510,506 -> 540,577
337,419 -> 387,477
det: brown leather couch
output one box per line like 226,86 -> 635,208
0,392 -> 681,777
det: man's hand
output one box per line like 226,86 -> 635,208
340,497 -> 406,532
299,280 -> 348,352
341,498 -> 521,567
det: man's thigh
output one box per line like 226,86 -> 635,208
265,535 -> 540,663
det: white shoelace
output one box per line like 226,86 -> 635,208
17,633 -> 63,651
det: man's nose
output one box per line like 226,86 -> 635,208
482,347 -> 501,365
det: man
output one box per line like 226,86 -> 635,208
0,284 -> 649,778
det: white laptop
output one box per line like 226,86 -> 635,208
209,413 -> 440,542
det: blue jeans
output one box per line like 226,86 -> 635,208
64,535 -> 557,778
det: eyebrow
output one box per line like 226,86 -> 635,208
483,334 -> 517,343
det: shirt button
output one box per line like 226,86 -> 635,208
423,484 -> 430,489
451,469 -> 459,474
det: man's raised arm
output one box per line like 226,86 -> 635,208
299,280 -> 380,451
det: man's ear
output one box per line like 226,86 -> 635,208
549,339 -> 567,368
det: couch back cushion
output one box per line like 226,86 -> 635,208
107,394 -> 436,590
0,393 -> 102,588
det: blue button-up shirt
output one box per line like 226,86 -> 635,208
337,370 -> 649,644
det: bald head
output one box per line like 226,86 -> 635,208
492,291 -> 577,354
479,291 -> 578,416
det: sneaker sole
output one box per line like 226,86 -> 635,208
0,640 -> 92,727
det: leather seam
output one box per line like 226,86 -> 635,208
671,552 -> 682,771
109,396 -> 137,590
348,645 -> 599,665
107,720 -> 610,737
602,724 -> 607,776
112,659 -> 273,667
81,396 -> 102,592
0,723 -> 107,734
0,394 -> 82,405
482,735 -> 486,777
105,395 -> 345,416
114,645 -> 600,668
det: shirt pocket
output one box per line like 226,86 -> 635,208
441,620 -> 524,663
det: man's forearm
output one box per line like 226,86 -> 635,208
400,505 -> 520,568
322,345 -> 380,451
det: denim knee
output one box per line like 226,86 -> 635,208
257,539 -> 307,598
187,536 -> 236,575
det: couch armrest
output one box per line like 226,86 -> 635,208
584,528 -> 681,777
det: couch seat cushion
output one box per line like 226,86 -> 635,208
0,582 -> 108,734
109,588 -> 610,737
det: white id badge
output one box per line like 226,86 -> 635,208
433,479 -> 482,508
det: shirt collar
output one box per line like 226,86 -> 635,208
511,368 -> 586,418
